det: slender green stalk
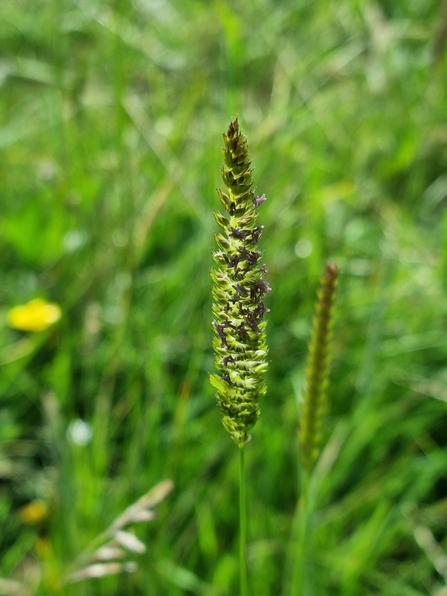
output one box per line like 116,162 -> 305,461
289,471 -> 310,596
239,445 -> 248,596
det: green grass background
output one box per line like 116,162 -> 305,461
2,0 -> 447,594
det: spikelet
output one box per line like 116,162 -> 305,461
298,262 -> 338,472
63,480 -> 173,584
210,119 -> 270,446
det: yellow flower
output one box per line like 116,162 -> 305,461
19,500 -> 49,525
7,299 -> 61,332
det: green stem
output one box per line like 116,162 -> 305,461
289,470 -> 310,596
239,444 -> 248,596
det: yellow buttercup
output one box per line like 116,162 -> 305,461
7,298 -> 61,332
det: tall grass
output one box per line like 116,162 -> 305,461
1,1 -> 447,594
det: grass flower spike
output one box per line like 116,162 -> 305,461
298,262 -> 338,472
210,119 -> 270,446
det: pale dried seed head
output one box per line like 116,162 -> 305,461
63,480 -> 173,586
114,531 -> 146,554
111,479 -> 173,531
66,562 -> 137,583
93,546 -> 125,561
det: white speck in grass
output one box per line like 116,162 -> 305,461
155,116 -> 173,136
36,159 -> 58,182
294,239 -> 313,259
63,230 -> 88,253
67,419 -> 93,446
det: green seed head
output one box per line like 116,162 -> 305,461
298,262 -> 338,472
210,119 -> 270,446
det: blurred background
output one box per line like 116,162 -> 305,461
2,0 -> 447,594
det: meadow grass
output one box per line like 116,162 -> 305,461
1,1 -> 447,594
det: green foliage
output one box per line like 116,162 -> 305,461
1,0 -> 447,595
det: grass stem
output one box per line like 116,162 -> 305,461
289,470 -> 310,596
239,444 -> 248,596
